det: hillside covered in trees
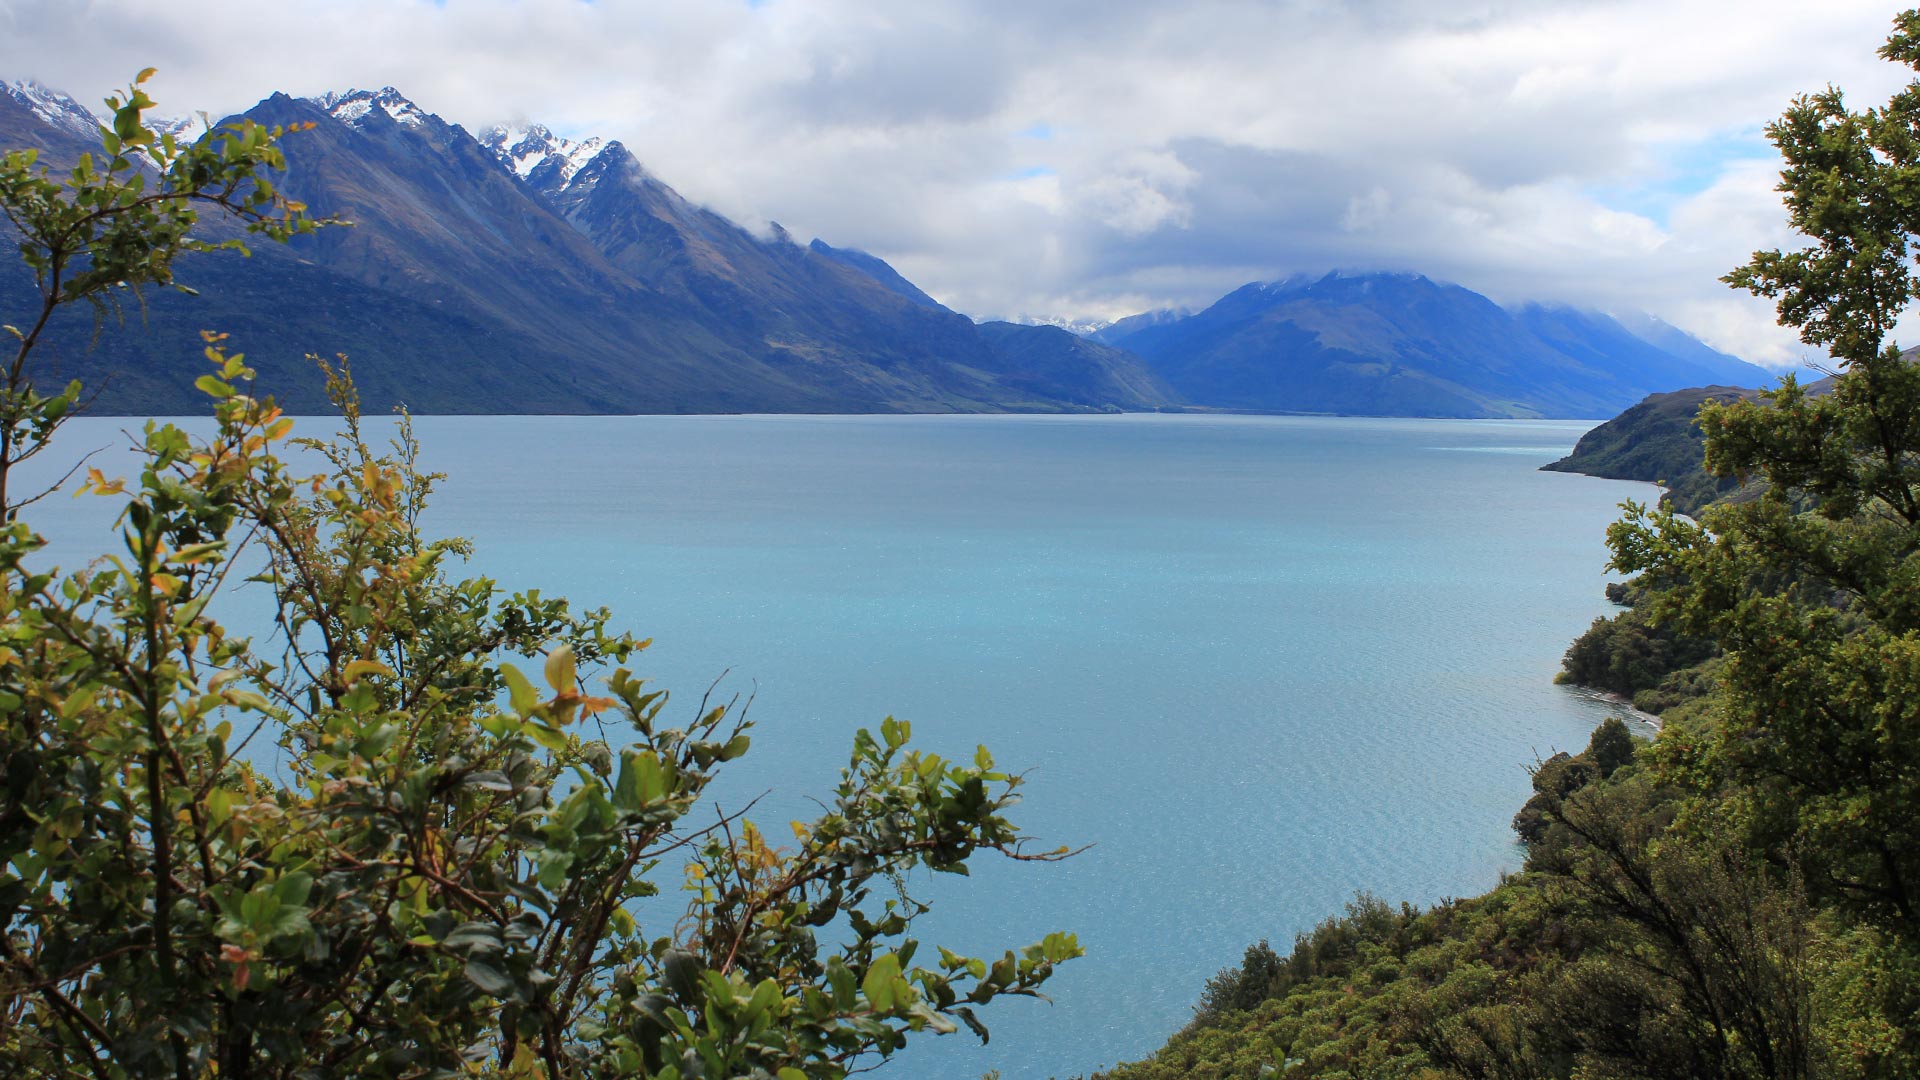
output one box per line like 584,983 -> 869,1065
1542,384 -> 1765,516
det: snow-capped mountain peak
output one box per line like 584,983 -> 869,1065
478,122 -> 606,186
1021,315 -> 1118,335
3,79 -> 101,140
311,87 -> 433,130
151,115 -> 203,141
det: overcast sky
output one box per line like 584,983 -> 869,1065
2,0 -> 1913,366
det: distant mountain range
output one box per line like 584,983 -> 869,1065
1089,273 -> 1776,419
1,79 -> 1784,418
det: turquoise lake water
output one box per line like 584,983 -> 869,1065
24,413 -> 1650,1079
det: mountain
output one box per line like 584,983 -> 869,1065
972,322 -> 1178,409
0,79 -> 100,162
0,78 -> 1778,420
478,122 -> 605,191
2,85 -> 643,414
806,240 -> 945,310
1102,273 -> 1619,417
1614,311 -> 1769,380
0,81 -> 1172,415
1616,311 -> 1833,386
1544,369 -> 1846,515
1087,308 -> 1190,346
1097,272 -> 1777,419
1511,304 -> 1773,390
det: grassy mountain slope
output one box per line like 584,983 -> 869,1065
1543,375 -> 1843,516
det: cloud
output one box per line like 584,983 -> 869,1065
1,0 -> 1913,365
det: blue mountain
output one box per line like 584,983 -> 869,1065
0,81 -> 1173,415
1099,272 -> 1775,419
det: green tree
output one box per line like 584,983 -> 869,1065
1610,10 -> 1920,928
0,70 -> 320,517
0,78 -> 1077,1079
1524,771 -> 1817,1080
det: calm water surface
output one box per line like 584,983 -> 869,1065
27,413 -> 1649,1079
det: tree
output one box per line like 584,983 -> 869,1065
0,78 -> 1078,1079
0,70 -> 320,517
1607,9 -> 1920,929
1524,772 -> 1817,1080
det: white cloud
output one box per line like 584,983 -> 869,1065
1083,149 -> 1197,235
2,0 -> 1914,366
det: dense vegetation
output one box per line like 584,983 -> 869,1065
1556,585 -> 1720,711
1541,384 -> 1768,516
0,76 -> 1078,1078
1100,13 -> 1920,1079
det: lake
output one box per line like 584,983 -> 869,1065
23,412 -> 1649,1079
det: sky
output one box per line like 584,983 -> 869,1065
2,0 -> 1914,368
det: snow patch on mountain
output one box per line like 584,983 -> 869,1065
150,114 -> 202,141
478,123 -> 606,186
312,88 -> 432,129
1004,314 -> 1116,335
3,79 -> 101,139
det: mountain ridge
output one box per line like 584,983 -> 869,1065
1096,271 -> 1778,419
1,79 -> 1776,419
0,80 -> 1174,415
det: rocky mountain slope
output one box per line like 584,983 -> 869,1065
0,80 -> 1172,415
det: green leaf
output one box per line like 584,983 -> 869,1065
544,643 -> 577,693
631,750 -> 669,804
534,849 -> 574,890
746,977 -> 780,1021
273,872 -> 313,907
662,950 -> 703,1003
863,953 -> 901,1013
528,723 -> 570,753
500,662 -> 539,716
827,960 -> 856,1009
465,957 -> 513,996
442,923 -> 503,951
880,716 -> 910,749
